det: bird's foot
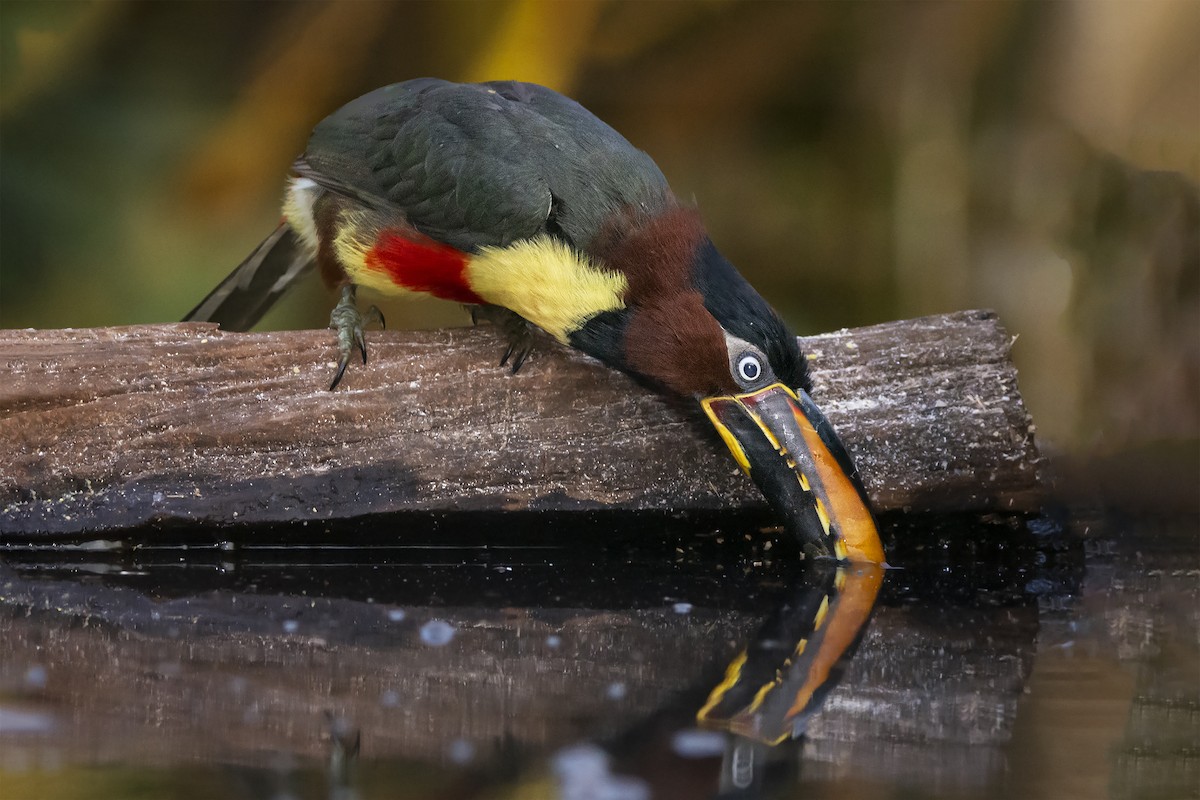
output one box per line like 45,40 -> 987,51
329,284 -> 384,390
467,304 -> 534,373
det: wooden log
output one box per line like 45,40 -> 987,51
0,310 -> 1041,538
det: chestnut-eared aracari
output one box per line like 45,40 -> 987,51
185,78 -> 883,563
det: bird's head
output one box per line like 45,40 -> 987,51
572,205 -> 882,561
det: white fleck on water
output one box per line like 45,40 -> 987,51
672,602 -> 694,614
545,634 -> 562,649
23,665 -> 47,689
605,682 -> 627,701
282,620 -> 299,634
387,608 -> 406,622
0,708 -> 56,735
447,738 -> 475,765
551,744 -> 649,800
380,689 -> 400,707
670,728 -> 727,759
420,619 -> 456,646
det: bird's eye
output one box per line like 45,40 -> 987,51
736,353 -> 763,386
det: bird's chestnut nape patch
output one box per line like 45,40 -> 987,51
593,203 -> 708,298
623,292 -> 738,397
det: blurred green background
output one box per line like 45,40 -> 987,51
1,0 -> 1197,479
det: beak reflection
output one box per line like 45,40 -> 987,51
698,560 -> 885,745
701,383 -> 885,564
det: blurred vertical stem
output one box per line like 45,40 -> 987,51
464,0 -> 603,92
176,2 -> 397,220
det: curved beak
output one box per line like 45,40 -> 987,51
701,383 -> 885,563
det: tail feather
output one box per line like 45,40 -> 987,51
184,222 -> 314,331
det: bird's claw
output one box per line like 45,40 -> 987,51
467,304 -> 534,374
500,338 -> 532,373
329,285 -> 384,390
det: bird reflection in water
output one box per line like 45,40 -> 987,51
696,560 -> 885,795
698,560 -> 885,747
586,553 -> 887,800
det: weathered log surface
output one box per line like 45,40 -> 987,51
0,310 -> 1041,537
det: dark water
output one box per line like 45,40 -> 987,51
0,510 -> 1196,800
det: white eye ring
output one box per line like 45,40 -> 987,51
736,353 -> 763,385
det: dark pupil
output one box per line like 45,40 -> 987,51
742,359 -> 759,380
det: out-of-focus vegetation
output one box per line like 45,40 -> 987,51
1,0 -> 1197,466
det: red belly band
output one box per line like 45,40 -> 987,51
364,230 -> 484,305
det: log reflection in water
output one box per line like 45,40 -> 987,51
0,514 -> 1055,796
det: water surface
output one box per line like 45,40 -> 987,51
1,511 -> 1195,799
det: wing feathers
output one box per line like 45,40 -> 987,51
183,223 -> 313,331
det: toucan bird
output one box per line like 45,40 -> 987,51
185,78 -> 883,563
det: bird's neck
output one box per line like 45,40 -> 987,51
469,203 -> 714,347
590,203 -> 711,298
